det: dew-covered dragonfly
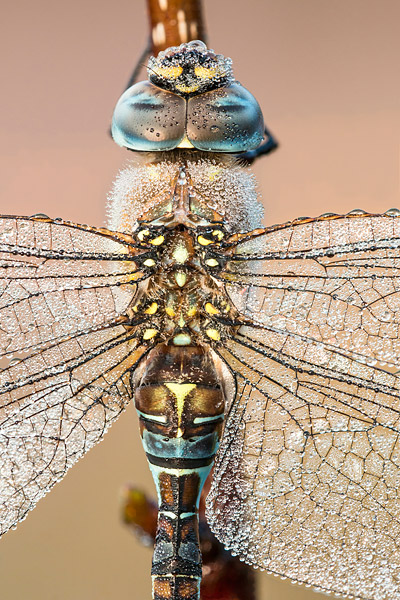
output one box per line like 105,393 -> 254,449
1,39 -> 400,600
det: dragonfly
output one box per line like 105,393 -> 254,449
1,37 -> 400,600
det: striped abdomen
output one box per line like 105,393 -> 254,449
133,343 -> 226,600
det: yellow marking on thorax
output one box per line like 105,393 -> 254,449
205,258 -> 219,267
175,271 -> 187,287
144,302 -> 158,315
143,328 -> 158,340
205,328 -> 220,341
172,242 -> 189,264
205,302 -> 220,315
165,383 -> 196,436
149,235 -> 165,246
197,235 -> 213,246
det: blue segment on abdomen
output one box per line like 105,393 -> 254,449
142,429 -> 220,460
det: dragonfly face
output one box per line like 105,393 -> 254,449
1,38 -> 400,600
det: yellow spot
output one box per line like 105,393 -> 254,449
223,303 -> 230,313
175,82 -> 200,94
149,235 -> 164,246
175,272 -> 187,287
205,258 -> 219,267
143,328 -> 158,340
212,230 -> 224,241
197,235 -> 213,246
165,383 -> 196,429
138,229 -> 150,241
194,65 -> 218,80
205,302 -> 220,315
154,65 -> 183,79
144,258 -> 156,267
165,306 -> 175,317
178,314 -> 186,327
208,167 -> 221,182
177,136 -> 194,149
147,165 -> 160,180
205,328 -> 220,341
172,243 -> 189,264
187,307 -> 197,317
132,304 -> 138,313
173,333 -> 192,346
144,302 -> 158,315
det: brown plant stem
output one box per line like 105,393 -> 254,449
147,0 -> 207,55
121,484 -> 257,600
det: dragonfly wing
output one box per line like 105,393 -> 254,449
0,216 -> 148,536
208,333 -> 400,598
220,211 -> 400,369
207,212 -> 400,598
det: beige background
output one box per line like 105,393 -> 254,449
0,1 -> 399,598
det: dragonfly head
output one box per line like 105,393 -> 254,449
147,40 -> 233,96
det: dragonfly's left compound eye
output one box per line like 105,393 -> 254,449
111,81 -> 187,151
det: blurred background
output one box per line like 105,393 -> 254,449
0,0 -> 399,598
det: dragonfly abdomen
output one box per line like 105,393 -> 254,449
133,343 -> 225,600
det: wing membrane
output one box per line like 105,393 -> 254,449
207,212 -> 400,599
0,216 -> 147,357
208,330 -> 400,599
218,212 -> 400,369
0,216 -> 148,535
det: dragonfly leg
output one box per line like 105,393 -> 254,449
237,125 -> 279,164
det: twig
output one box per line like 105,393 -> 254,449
147,0 -> 207,55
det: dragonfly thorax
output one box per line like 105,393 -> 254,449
128,225 -> 238,348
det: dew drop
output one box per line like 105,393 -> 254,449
385,207 -> 400,217
347,208 -> 367,215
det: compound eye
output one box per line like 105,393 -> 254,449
111,81 -> 186,151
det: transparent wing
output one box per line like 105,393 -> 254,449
0,215 -> 148,360
218,211 -> 400,370
206,212 -> 400,599
0,216 -> 148,535
208,331 -> 400,599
